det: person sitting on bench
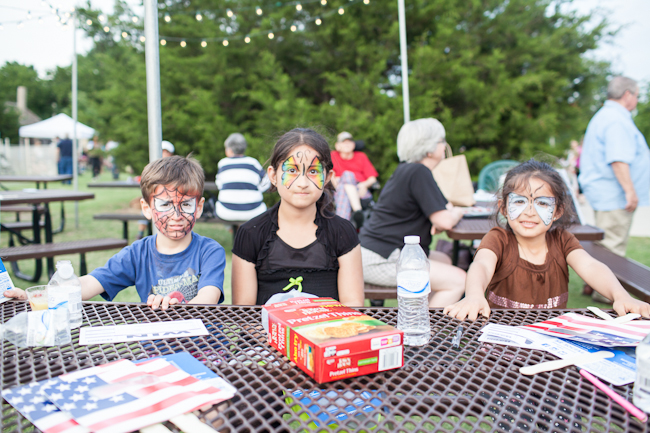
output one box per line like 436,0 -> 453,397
214,133 -> 270,221
5,155 -> 226,310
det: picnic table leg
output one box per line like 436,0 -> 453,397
122,221 -> 129,241
51,203 -> 66,234
44,205 -> 55,279
452,240 -> 460,266
9,205 -> 43,282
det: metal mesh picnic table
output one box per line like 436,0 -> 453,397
1,301 -> 647,432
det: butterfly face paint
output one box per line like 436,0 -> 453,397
280,150 -> 325,190
150,186 -> 200,239
507,193 -> 556,226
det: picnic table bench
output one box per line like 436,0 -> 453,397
581,241 -> 650,303
93,213 -> 152,242
0,238 -> 127,276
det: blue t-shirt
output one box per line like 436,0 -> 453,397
90,232 -> 225,303
579,100 -> 650,211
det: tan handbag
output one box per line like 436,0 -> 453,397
431,144 -> 476,207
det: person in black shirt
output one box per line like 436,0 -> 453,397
232,128 -> 364,306
359,118 -> 466,307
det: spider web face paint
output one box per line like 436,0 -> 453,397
279,151 -> 325,190
507,193 -> 556,226
150,186 -> 200,239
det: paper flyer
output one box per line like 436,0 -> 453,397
479,323 -> 636,386
78,319 -> 209,345
0,258 -> 16,304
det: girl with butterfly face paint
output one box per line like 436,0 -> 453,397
444,159 -> 650,321
231,129 -> 365,307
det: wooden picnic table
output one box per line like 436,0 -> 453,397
0,302 -> 644,432
0,189 -> 95,281
0,174 -> 73,189
446,218 -> 605,265
88,180 -> 219,191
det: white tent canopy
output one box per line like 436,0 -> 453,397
19,113 -> 95,139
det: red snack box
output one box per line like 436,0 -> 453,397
264,297 -> 404,383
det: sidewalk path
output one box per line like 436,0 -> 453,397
579,194 -> 650,238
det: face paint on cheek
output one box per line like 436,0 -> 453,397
306,156 -> 325,190
150,189 -> 199,239
281,156 -> 301,189
507,193 -> 528,221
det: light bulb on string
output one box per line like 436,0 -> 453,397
103,26 -> 109,32
140,35 -> 145,42
164,13 -> 171,22
98,14 -> 105,22
17,21 -> 24,28
132,16 -> 138,23
38,17 -> 43,24
27,11 -> 32,19
222,40 -> 228,46
64,12 -> 70,18
122,31 -> 128,38
180,40 -> 186,47
338,7 -> 344,14
291,25 -> 297,31
363,0 -> 369,3
244,36 -> 251,43
226,9 -> 233,17
201,40 -> 207,47
86,19 -> 92,25
160,39 -> 166,45
315,18 -> 322,25
296,4 -> 302,11
321,0 -> 327,4
268,32 -> 274,39
256,7 -> 263,15
195,12 -> 202,21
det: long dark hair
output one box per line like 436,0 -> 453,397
268,128 -> 336,217
496,159 -> 578,232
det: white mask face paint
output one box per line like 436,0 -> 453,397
507,193 -> 556,226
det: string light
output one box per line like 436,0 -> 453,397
164,13 -> 171,22
160,39 -> 166,45
296,4 -> 302,11
98,14 -> 105,22
363,0 -> 369,4
338,7 -> 344,14
201,40 -> 207,47
180,40 -> 186,47
103,26 -> 109,32
291,25 -> 297,31
195,12 -> 202,21
132,16 -> 138,23
256,7 -> 263,15
17,21 -> 24,28
27,11 -> 32,19
38,17 -> 43,24
321,0 -> 327,4
86,19 -> 92,25
245,36 -> 251,43
140,35 -> 145,42
268,32 -> 274,39
222,40 -> 228,46
226,9 -> 233,17
315,18 -> 322,25
122,31 -> 128,38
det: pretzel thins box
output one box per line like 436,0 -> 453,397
264,297 -> 403,383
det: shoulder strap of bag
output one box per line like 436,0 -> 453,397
444,143 -> 453,159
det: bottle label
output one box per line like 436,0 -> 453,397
26,310 -> 56,346
397,270 -> 431,298
48,290 -> 69,310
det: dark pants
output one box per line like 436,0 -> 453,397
59,156 -> 73,184
89,157 -> 101,178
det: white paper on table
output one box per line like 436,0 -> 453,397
479,323 -> 636,386
79,319 -> 209,345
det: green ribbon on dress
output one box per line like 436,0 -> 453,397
282,276 -> 303,292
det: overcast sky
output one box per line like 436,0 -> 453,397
1,0 -> 648,88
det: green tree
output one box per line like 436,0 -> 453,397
0,104 -> 20,143
635,88 -> 650,142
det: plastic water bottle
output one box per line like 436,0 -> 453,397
0,308 -> 71,348
633,333 -> 650,413
396,235 -> 431,346
48,260 -> 83,329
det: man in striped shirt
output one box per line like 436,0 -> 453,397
215,133 -> 270,221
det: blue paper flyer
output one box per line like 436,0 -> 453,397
0,258 -> 16,304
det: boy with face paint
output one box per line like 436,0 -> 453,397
444,159 -> 650,321
6,156 -> 226,310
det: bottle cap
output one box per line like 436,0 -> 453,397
56,260 -> 74,279
404,235 -> 420,244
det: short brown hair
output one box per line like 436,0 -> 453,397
140,155 -> 205,203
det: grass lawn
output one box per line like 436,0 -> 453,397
2,170 -> 648,310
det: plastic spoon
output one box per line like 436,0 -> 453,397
519,351 -> 614,376
587,306 -> 613,320
611,313 -> 641,324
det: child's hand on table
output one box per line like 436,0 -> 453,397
443,296 -> 491,321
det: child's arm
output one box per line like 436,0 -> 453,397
443,249 -> 498,320
567,249 -> 650,317
3,275 -> 105,301
337,245 -> 365,307
232,254 -> 258,305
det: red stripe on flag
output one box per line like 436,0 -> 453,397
44,419 -> 82,433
